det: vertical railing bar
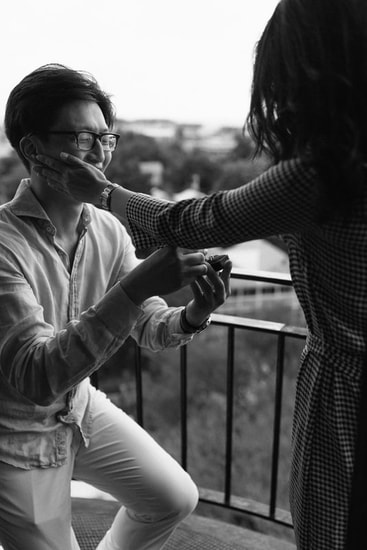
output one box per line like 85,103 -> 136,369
180,345 -> 188,470
135,342 -> 144,428
269,332 -> 286,518
127,269 -> 304,528
224,326 -> 235,504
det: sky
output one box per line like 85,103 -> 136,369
1,0 -> 279,127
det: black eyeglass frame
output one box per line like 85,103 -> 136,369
45,130 -> 120,152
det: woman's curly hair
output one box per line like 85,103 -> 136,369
247,0 -> 367,217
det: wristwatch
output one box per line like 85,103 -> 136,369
99,183 -> 120,211
180,308 -> 211,334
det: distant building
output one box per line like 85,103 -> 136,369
181,125 -> 239,157
115,118 -> 240,157
207,240 -> 298,314
139,161 -> 164,187
209,240 -> 289,274
173,174 -> 204,201
117,119 -> 178,142
179,123 -> 202,141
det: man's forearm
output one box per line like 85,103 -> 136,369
3,283 -> 142,406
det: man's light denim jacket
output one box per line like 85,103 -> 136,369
0,180 -> 192,470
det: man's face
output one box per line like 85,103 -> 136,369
37,100 -> 113,173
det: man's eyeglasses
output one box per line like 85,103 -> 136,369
47,131 -> 120,152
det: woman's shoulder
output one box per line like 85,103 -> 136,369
265,156 -> 317,182
239,156 -> 319,202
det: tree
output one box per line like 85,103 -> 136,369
160,142 -> 188,196
230,132 -> 256,160
168,150 -> 221,195
105,132 -> 163,194
214,157 -> 270,191
0,152 -> 27,204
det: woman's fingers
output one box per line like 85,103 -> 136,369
32,153 -> 108,203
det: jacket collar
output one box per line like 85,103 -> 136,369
9,179 -> 92,227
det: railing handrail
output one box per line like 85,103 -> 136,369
212,312 -> 307,339
230,268 -> 293,286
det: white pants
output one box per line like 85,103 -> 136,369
0,390 -> 198,550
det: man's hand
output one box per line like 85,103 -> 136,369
34,153 -> 108,204
120,247 -> 209,305
185,257 -> 232,327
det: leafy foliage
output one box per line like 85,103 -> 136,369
0,125 -> 269,202
0,151 -> 28,203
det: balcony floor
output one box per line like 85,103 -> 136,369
72,498 -> 296,550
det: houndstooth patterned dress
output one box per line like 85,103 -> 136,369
126,157 -> 367,550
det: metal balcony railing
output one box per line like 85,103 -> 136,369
92,268 -> 307,534
197,270 -> 306,529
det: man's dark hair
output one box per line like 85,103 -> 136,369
247,0 -> 367,216
4,63 -> 115,171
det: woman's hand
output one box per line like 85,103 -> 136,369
185,257 -> 232,327
34,153 -> 108,204
120,247 -> 209,305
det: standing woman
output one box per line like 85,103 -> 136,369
36,0 -> 367,548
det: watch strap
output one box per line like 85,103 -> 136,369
99,183 -> 119,211
180,308 -> 211,334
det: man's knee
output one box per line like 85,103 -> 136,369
163,473 -> 199,522
177,476 -> 199,519
133,473 -> 198,524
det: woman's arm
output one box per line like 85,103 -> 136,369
35,153 -> 320,253
125,157 -> 321,257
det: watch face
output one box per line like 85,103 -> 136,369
100,184 -> 118,210
196,316 -> 212,333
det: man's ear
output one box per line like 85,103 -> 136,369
19,135 -> 39,164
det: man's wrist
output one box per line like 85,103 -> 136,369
180,307 -> 211,334
99,183 -> 120,211
119,275 -> 148,306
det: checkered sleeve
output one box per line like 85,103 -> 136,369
126,157 -> 319,253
